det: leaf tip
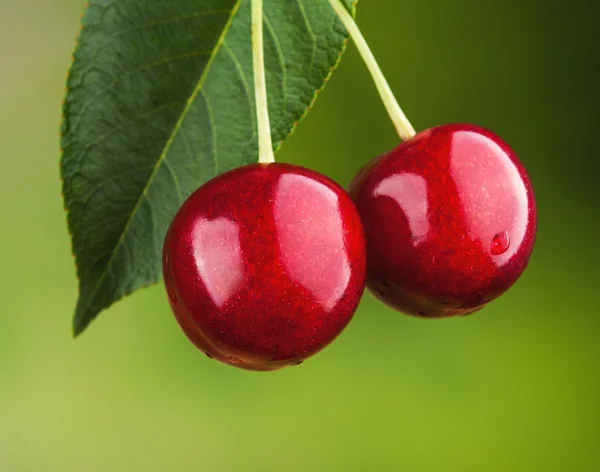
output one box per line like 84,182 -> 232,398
72,311 -> 91,338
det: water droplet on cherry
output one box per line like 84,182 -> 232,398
491,231 -> 510,255
228,356 -> 242,364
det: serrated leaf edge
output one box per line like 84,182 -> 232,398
272,0 -> 358,153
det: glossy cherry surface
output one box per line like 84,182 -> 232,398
350,123 -> 537,317
163,163 -> 366,371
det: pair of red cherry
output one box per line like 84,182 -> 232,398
163,123 -> 537,371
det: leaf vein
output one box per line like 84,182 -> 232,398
83,8 -> 232,59
70,50 -> 213,136
200,90 -> 219,177
144,196 -> 159,264
72,101 -> 186,179
295,0 -> 318,75
222,40 -> 255,137
263,13 -> 288,137
163,159 -> 184,203
77,164 -> 155,214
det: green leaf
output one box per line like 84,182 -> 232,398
61,0 -> 357,336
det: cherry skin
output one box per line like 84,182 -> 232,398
349,123 -> 537,318
163,163 -> 366,371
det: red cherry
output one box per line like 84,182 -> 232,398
163,163 -> 366,371
349,123 -> 537,318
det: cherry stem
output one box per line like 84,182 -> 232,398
251,0 -> 275,164
328,0 -> 416,141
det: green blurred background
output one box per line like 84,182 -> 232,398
1,0 -> 598,470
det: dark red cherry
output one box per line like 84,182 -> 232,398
163,163 -> 366,371
349,123 -> 537,318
